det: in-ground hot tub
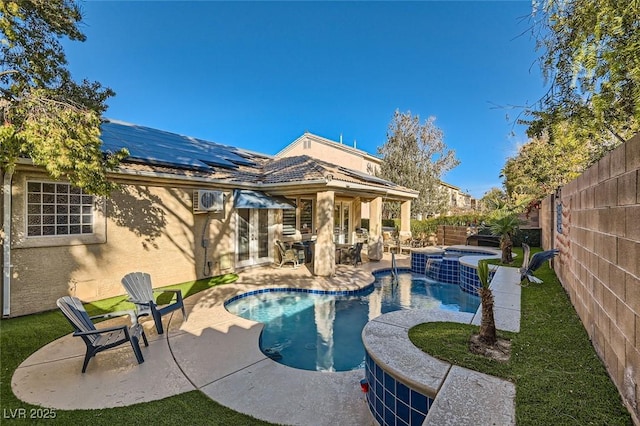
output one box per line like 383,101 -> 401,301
410,245 -> 501,294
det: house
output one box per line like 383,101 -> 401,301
440,181 -> 473,213
276,132 -> 476,217
1,119 -> 417,317
276,132 -> 383,219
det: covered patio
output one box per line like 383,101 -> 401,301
262,155 -> 418,277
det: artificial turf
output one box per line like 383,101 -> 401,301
408,248 -> 632,425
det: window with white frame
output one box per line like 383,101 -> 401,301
299,199 -> 313,234
26,181 -> 94,237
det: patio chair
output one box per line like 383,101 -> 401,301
382,231 -> 398,253
519,243 -> 559,284
275,239 -> 299,268
56,296 -> 148,373
340,242 -> 364,266
520,243 -> 532,273
398,231 -> 412,254
121,272 -> 187,335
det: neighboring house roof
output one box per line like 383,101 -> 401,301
275,132 -> 382,165
98,119 -> 417,200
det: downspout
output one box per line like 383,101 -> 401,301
2,169 -> 13,317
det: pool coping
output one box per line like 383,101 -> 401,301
362,265 -> 520,425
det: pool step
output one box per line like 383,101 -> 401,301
423,366 -> 516,426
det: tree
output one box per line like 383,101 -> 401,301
479,187 -> 508,212
525,0 -> 640,150
377,110 -> 459,218
501,127 -> 588,204
489,213 -> 521,264
476,260 -> 496,345
0,0 -> 127,195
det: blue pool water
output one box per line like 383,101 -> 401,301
225,272 -> 480,372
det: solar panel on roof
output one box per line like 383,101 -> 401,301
99,120 -> 261,171
101,124 -> 215,170
197,140 -> 257,167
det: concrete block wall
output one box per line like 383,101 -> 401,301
547,133 -> 640,422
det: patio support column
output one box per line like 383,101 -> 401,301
353,198 -> 362,230
369,197 -> 383,238
314,190 -> 335,276
400,200 -> 411,233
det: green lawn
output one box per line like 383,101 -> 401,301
0,274 -> 276,426
409,248 -> 632,425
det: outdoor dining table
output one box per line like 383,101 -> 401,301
335,243 -> 353,264
291,241 -> 313,264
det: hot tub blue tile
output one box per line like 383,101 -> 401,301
396,382 -> 410,405
410,390 -> 429,414
375,377 -> 383,396
384,406 -> 395,426
410,408 -> 426,426
375,395 -> 384,416
384,389 -> 394,408
397,400 -> 410,424
375,363 -> 382,378
383,372 -> 395,390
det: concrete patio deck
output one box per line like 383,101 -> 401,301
11,251 -> 520,425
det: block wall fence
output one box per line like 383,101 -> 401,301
541,133 -> 640,423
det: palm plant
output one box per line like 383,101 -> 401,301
489,213 -> 521,264
476,260 -> 496,345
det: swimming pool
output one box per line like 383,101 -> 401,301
225,271 -> 480,372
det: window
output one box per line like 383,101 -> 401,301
299,199 -> 313,234
282,208 -> 296,236
27,181 -> 94,237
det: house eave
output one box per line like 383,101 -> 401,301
14,159 -> 415,200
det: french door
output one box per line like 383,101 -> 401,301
236,209 -> 271,268
333,201 -> 351,244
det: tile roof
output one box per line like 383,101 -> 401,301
262,156 -> 329,183
102,119 -> 415,196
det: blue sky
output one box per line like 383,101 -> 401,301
63,1 -> 546,199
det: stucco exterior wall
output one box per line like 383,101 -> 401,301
5,171 -> 235,317
544,133 -> 640,422
282,135 -> 379,174
278,135 -> 380,220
